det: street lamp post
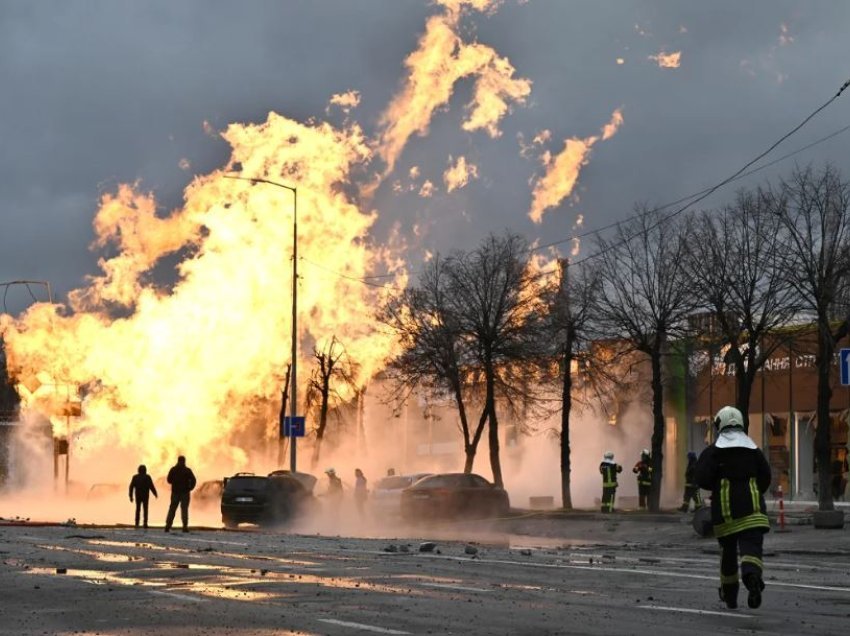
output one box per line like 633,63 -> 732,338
225,175 -> 299,472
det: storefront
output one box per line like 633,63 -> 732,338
688,328 -> 850,501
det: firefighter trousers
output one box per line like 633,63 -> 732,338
637,484 -> 650,509
680,485 -> 703,511
717,528 -> 764,602
601,486 -> 616,512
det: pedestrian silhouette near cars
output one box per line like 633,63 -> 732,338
325,468 -> 343,500
354,468 -> 368,517
632,449 -> 652,510
128,465 -> 158,529
695,406 -> 771,610
599,451 -> 622,513
164,455 -> 197,533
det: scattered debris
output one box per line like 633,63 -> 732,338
419,542 -> 437,553
65,534 -> 105,540
55,568 -> 67,574
464,545 -> 479,556
196,547 -> 215,552
519,549 -> 532,556
62,519 -> 77,527
260,569 -> 269,576
399,545 -> 410,553
383,544 -> 398,553
173,563 -> 189,569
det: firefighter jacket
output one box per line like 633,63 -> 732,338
693,444 -> 771,538
599,461 -> 623,487
632,460 -> 652,486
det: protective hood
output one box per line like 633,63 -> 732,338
715,428 -> 757,450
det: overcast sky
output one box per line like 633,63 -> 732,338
2,0 -> 849,314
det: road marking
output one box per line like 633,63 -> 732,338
317,618 -> 410,634
150,590 -> 208,603
641,605 -> 754,618
421,582 -> 491,593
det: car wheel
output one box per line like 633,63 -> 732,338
223,518 -> 237,529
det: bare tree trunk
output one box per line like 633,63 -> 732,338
560,332 -> 574,509
310,376 -> 331,470
649,347 -> 665,512
735,361 -> 754,433
485,360 -> 503,488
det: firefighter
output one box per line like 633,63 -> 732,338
695,406 -> 771,610
599,451 -> 622,513
632,449 -> 652,510
679,451 -> 703,512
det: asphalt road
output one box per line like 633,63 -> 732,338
1,519 -> 849,635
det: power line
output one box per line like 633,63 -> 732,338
570,77 -> 850,266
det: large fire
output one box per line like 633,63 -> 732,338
0,0 -> 626,503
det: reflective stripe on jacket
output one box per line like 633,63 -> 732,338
599,462 -> 622,488
694,444 -> 771,538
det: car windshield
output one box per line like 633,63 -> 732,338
225,476 -> 267,491
411,474 -> 465,489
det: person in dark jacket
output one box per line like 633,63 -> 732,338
679,451 -> 703,512
599,451 -> 622,513
695,406 -> 771,610
129,465 -> 158,529
632,449 -> 652,510
164,455 -> 197,533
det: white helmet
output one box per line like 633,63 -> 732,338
603,451 -> 614,460
714,406 -> 744,433
641,448 -> 650,457
325,468 -> 336,475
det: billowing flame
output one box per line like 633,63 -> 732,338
376,0 -> 530,173
0,112 -> 404,477
649,51 -> 681,69
327,90 -> 361,114
528,109 -> 623,223
443,155 -> 479,192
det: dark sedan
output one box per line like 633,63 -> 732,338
400,472 -> 510,522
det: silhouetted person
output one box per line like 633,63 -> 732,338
164,455 -> 196,533
632,448 -> 652,510
129,465 -> 158,529
354,468 -> 368,517
325,468 -> 343,501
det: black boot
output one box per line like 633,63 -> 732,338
719,583 -> 739,610
743,573 -> 764,609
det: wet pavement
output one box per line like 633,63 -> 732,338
1,514 -> 849,635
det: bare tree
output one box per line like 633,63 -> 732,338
444,233 -> 548,488
683,189 -> 797,430
593,207 -> 695,511
306,336 -> 357,469
773,165 -> 850,511
544,259 -> 600,509
380,257 -> 486,473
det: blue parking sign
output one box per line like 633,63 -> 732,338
281,416 -> 305,438
841,349 -> 850,386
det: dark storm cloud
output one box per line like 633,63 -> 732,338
2,1 -> 849,313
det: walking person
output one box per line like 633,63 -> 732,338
679,451 -> 704,512
599,451 -> 622,513
632,449 -> 652,510
128,465 -> 158,529
354,468 -> 368,517
164,455 -> 197,533
695,406 -> 771,610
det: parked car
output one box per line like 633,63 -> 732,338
400,472 -> 510,522
220,471 -> 317,528
371,473 -> 432,517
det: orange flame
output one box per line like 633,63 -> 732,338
528,109 -> 623,223
0,112 -> 405,477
